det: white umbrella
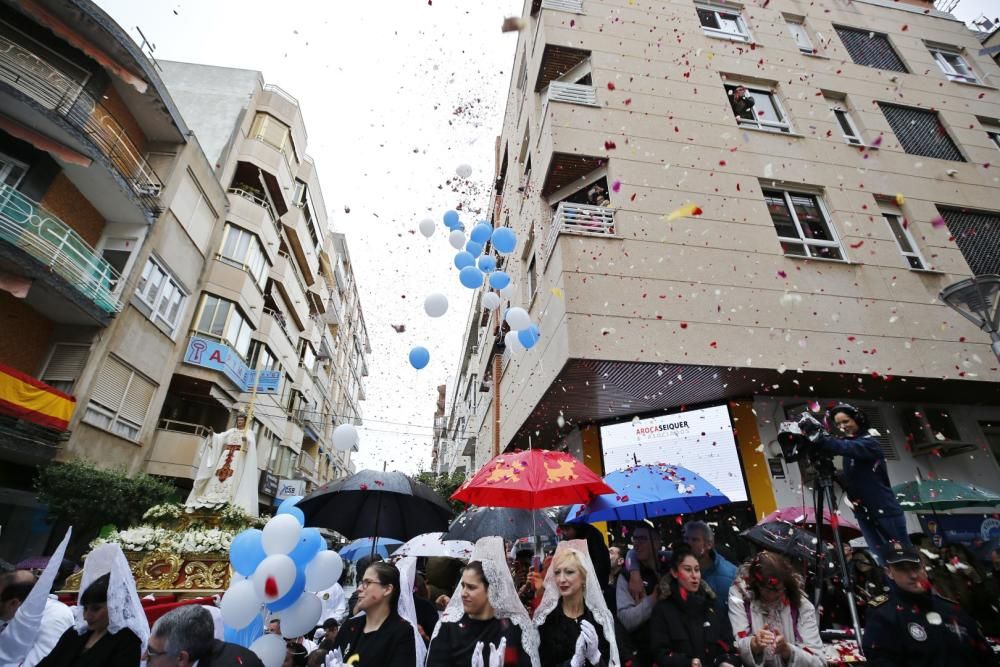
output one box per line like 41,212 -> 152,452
394,532 -> 474,559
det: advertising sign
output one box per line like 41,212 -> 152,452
259,471 -> 279,496
918,513 -> 1000,547
276,478 -> 306,501
184,336 -> 281,393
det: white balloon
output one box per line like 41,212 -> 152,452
505,307 -> 531,331
418,219 -> 435,238
277,592 -> 322,638
499,283 -> 517,299
424,293 -> 449,318
305,550 -> 344,592
219,579 -> 262,629
332,423 -> 359,452
456,164 -> 473,179
448,229 -> 467,250
252,554 -> 297,602
262,514 -> 302,556
481,292 -> 501,310
504,331 -> 524,353
250,633 -> 286,667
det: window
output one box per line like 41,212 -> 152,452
696,4 -> 750,42
784,16 -> 814,54
299,340 -> 317,373
835,26 -> 908,72
100,237 -> 139,292
292,180 -> 322,249
219,224 -> 269,290
936,207 -> 1000,276
990,130 -> 1000,151
878,103 -> 964,162
249,112 -> 296,164
0,152 -> 28,188
40,343 -> 90,394
248,340 -> 279,372
525,254 -> 538,300
928,45 -> 978,84
135,257 -> 187,336
879,203 -> 926,270
762,187 -> 844,260
83,356 -> 157,441
724,84 -> 792,133
194,294 -> 253,357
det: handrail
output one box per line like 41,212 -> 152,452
542,201 -> 616,269
156,418 -> 211,438
227,187 -> 277,223
0,34 -> 163,212
0,184 -> 122,313
547,81 -> 598,106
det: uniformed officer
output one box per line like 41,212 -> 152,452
862,540 -> 998,666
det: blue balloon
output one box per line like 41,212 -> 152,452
488,271 -> 511,290
266,568 -> 305,612
518,326 -> 540,349
465,241 -> 483,256
470,222 -> 493,244
459,266 -> 484,289
277,496 -> 305,526
454,251 -> 475,270
289,527 -> 324,567
230,529 -> 267,577
477,255 -> 497,273
409,346 -> 430,370
492,227 -> 517,254
443,210 -> 460,230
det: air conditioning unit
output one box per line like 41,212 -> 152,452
900,406 -> 977,458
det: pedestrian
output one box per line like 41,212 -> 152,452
683,521 -> 737,616
331,562 -> 417,665
862,540 -> 997,666
144,604 -> 264,666
0,569 -> 74,667
615,524 -> 665,667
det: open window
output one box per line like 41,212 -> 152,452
761,186 -> 844,260
823,92 -> 864,146
878,199 -> 927,270
783,15 -> 815,54
724,83 -> 792,133
696,3 -> 751,42
927,43 -> 979,84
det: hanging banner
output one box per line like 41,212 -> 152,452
183,336 -> 281,394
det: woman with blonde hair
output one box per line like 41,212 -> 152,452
535,540 -> 618,666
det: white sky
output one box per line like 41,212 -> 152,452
97,0 -> 996,475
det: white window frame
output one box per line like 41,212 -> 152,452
762,187 -> 846,261
725,84 -> 792,133
83,356 -> 157,442
879,203 -> 927,270
928,45 -> 979,84
525,253 -> 538,303
218,223 -> 269,291
135,256 -> 187,337
194,294 -> 253,358
784,16 -> 814,54
696,3 -> 751,42
826,97 -> 864,146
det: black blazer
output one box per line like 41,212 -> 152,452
36,627 -> 141,667
199,639 -> 266,667
649,581 -> 739,667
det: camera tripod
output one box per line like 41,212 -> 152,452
810,457 -> 865,655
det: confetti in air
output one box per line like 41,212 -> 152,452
664,203 -> 703,222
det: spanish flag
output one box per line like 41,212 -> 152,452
0,363 -> 75,431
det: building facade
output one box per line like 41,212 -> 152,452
0,1 -> 367,560
453,0 -> 1000,527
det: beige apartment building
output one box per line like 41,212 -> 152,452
444,0 -> 1000,526
0,1 -> 366,560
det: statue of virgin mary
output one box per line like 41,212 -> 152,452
185,410 -> 259,516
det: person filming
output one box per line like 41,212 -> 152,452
797,404 -> 909,562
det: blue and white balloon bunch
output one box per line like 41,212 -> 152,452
221,497 -> 343,666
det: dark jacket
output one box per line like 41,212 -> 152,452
332,612 -> 417,666
538,604 -> 610,667
36,627 -> 141,667
649,579 -> 739,667
813,433 -> 903,519
862,583 -> 998,667
425,614 -> 530,667
199,639 -> 266,667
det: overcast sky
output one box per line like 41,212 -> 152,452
97,0 -> 996,475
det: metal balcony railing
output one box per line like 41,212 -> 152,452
0,184 -> 122,313
541,0 -> 584,12
0,34 -> 163,212
547,81 -> 598,106
156,418 -> 212,438
541,201 -> 616,268
227,187 -> 279,229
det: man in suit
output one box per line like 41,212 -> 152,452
145,605 -> 265,667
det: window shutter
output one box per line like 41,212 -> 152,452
864,407 -> 898,461
835,27 -> 907,72
91,357 -> 130,410
878,104 -> 964,162
120,372 -> 156,425
42,344 -> 90,383
937,208 -> 1000,277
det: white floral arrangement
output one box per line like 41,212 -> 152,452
142,503 -> 183,524
94,525 -> 235,555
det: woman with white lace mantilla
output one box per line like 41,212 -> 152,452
534,540 -> 619,667
426,537 -> 538,667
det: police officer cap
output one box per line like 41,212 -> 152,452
827,403 -> 868,431
880,540 -> 920,565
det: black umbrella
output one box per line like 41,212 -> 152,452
299,470 -> 454,555
443,506 -> 558,543
740,521 -> 836,573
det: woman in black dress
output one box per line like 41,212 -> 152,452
331,561 -> 417,666
37,574 -> 141,667
534,540 -> 618,666
649,545 -> 739,667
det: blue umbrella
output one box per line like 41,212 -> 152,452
566,463 -> 731,523
339,537 -> 402,561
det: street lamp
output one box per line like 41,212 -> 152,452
939,274 -> 1000,362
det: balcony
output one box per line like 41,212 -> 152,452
299,450 -> 317,476
0,34 -> 162,213
0,184 -> 122,317
227,187 -> 279,233
534,44 -> 591,92
546,81 -> 598,107
146,419 -> 211,479
326,287 -> 344,325
541,202 -> 617,268
532,0 -> 584,13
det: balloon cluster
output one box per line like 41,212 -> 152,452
410,184 -> 543,368
221,498 -> 343,667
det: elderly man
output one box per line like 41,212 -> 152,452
683,520 -> 736,615
145,605 -> 264,667
0,569 -> 74,667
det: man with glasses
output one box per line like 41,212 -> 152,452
145,605 -> 264,667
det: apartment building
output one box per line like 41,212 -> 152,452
452,0 -> 1000,524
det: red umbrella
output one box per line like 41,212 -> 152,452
760,506 -> 861,540
452,449 -> 614,510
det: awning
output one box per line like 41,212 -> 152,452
0,363 -> 75,431
0,114 -> 92,167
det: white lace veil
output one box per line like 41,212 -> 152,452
431,536 -> 541,667
533,540 -> 620,667
394,556 -> 428,666
73,543 -> 149,653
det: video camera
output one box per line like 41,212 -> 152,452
777,412 -> 827,464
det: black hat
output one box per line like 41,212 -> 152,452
880,540 -> 920,565
827,403 -> 869,432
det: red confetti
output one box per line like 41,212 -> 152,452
680,322 -> 688,329
777,270 -> 787,278
849,241 -> 864,248
607,82 -> 616,90
623,98 -> 632,105
611,180 -> 622,192
604,140 -> 617,150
